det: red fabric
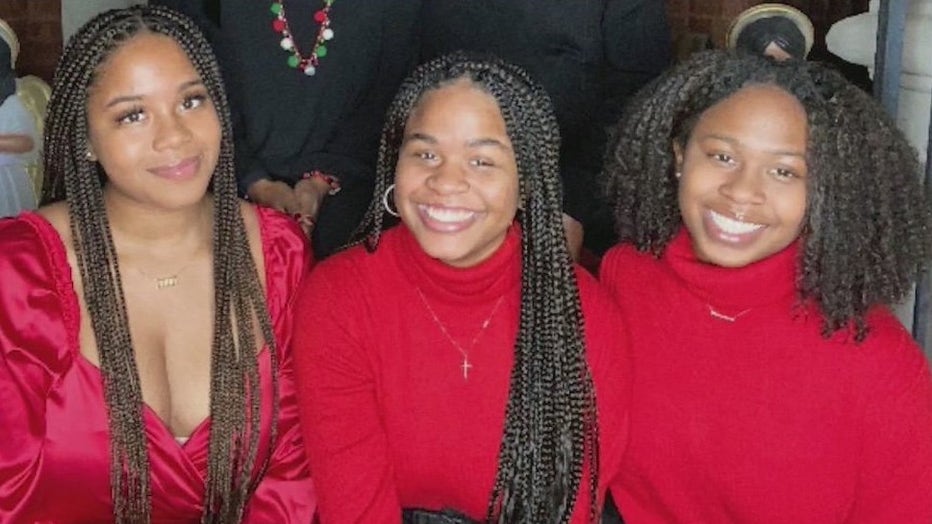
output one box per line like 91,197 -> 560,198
293,224 -> 631,523
600,229 -> 932,523
0,206 -> 316,523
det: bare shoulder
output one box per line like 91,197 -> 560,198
36,202 -> 75,253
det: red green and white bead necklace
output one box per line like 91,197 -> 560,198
270,0 -> 335,76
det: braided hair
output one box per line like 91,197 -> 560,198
604,50 -> 932,340
40,5 -> 277,522
351,52 -> 598,523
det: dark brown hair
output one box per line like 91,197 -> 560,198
41,5 -> 277,522
604,50 -> 932,340
352,52 -> 598,523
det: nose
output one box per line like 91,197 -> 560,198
152,112 -> 193,152
426,160 -> 469,193
719,167 -> 765,205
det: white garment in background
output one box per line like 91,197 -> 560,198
0,94 -> 38,218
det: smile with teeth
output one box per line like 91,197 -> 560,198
709,210 -> 764,235
420,204 -> 476,223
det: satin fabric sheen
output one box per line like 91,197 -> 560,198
0,206 -> 315,523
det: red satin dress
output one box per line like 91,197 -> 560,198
0,207 -> 316,523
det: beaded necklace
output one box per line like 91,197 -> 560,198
270,0 -> 335,76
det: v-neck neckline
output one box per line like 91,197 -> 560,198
20,208 -> 273,448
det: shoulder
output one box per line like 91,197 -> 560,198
599,243 -> 659,289
0,210 -> 75,375
575,265 -> 622,317
247,202 -> 311,283
296,229 -> 401,315
857,309 -> 931,381
0,208 -> 68,277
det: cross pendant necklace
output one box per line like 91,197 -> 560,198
460,357 -> 473,380
416,289 -> 505,380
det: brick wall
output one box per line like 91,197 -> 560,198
666,0 -> 870,61
0,0 -> 62,83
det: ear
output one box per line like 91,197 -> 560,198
672,140 -> 684,174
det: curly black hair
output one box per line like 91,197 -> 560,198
604,49 -> 931,341
40,5 -> 276,523
351,52 -> 599,523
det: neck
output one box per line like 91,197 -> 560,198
103,189 -> 214,254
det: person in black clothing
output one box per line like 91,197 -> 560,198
150,0 -> 421,258
417,0 -> 672,257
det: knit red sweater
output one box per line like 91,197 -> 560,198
600,229 -> 932,523
293,224 -> 631,523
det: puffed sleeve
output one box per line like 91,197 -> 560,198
243,207 -> 317,523
293,258 -> 402,524
0,216 -> 74,522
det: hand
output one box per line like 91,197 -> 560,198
293,176 -> 331,235
247,179 -> 298,214
562,213 -> 584,262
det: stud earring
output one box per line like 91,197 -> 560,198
675,171 -> 682,179
382,184 -> 399,217
85,150 -> 96,162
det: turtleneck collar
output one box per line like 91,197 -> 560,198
663,228 -> 800,310
389,222 -> 522,305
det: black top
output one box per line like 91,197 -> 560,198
418,0 -> 672,251
151,0 -> 421,257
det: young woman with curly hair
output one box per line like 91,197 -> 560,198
601,50 -> 932,522
292,53 -> 631,523
0,6 -> 314,522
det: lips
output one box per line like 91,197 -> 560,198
147,156 -> 201,181
417,203 -> 479,233
703,209 -> 766,246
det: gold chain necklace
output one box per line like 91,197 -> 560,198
707,304 -> 753,322
135,260 -> 197,289
416,289 -> 506,380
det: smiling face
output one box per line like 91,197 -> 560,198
393,79 -> 520,268
86,32 -> 221,210
675,84 -> 809,268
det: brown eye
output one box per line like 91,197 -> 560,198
770,168 -> 797,180
117,107 -> 145,125
181,93 -> 208,110
711,153 -> 733,164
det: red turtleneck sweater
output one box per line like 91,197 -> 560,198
600,230 -> 932,523
293,224 -> 631,523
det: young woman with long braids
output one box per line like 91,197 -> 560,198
292,53 -> 630,523
0,6 -> 314,522
601,50 -> 932,522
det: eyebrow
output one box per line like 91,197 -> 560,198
466,137 -> 511,151
702,133 -> 806,158
104,79 -> 205,108
403,132 -> 511,151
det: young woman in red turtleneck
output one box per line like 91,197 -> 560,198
600,50 -> 932,523
292,54 -> 631,523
